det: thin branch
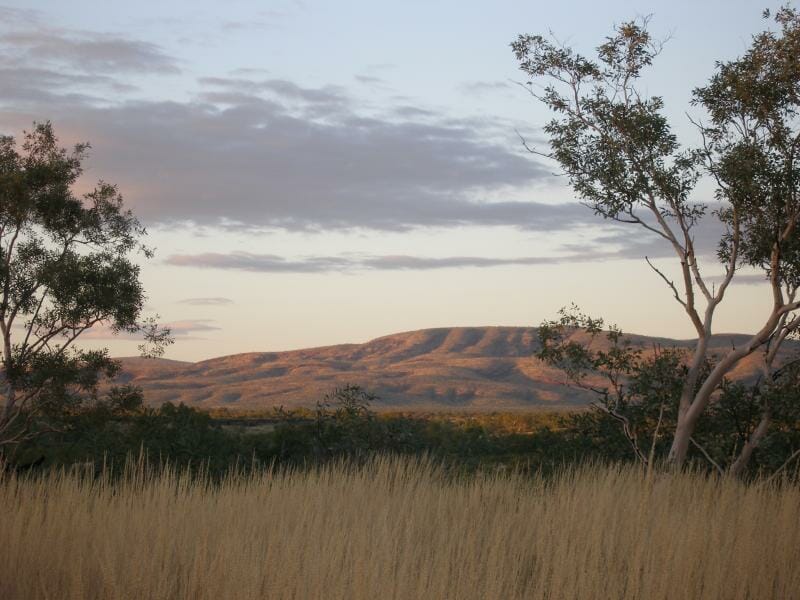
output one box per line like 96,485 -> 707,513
766,448 -> 800,484
646,256 -> 687,308
646,401 -> 666,477
592,401 -> 648,465
514,128 -> 555,161
690,437 -> 724,476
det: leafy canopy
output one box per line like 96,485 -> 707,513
0,122 -> 171,446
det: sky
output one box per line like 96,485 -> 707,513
0,0 -> 787,361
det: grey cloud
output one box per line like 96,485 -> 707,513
361,254 -> 603,269
0,22 -> 582,233
393,105 -> 437,119
178,297 -> 235,306
167,253 -> 353,273
0,66 -> 136,103
459,80 -> 513,95
229,67 -> 271,76
1,30 -> 179,75
354,74 -> 385,86
166,320 -> 221,337
220,20 -> 276,33
84,319 -> 219,340
707,273 -> 769,286
164,250 -> 625,273
0,6 -> 39,26
557,203 -> 728,261
199,76 -> 347,106
0,14 -> 179,106
19,92 -> 568,231
162,210 -> 735,275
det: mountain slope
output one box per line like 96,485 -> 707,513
114,327 -> 796,411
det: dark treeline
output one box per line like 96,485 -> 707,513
5,384 -> 799,481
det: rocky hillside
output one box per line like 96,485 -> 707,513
114,327 -> 793,411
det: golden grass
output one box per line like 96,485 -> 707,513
1,458 -> 798,599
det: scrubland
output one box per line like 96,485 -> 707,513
1,458 -> 798,600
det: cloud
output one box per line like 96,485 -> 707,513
0,6 -> 179,76
82,319 -> 220,341
1,88 -> 573,231
163,214 -> 733,273
0,7 -> 739,251
0,66 -> 136,104
706,273 -> 769,286
0,14 -> 575,233
0,10 -> 179,109
0,6 -> 39,26
354,74 -> 385,86
392,105 -> 438,119
178,297 -> 235,306
166,253 -> 353,273
165,319 -> 221,337
2,31 -> 179,75
220,20 -> 276,33
164,249 -> 630,273
459,80 -> 513,95
5,16 -> 717,241
197,76 -> 349,115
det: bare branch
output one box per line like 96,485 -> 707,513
645,256 -> 687,308
765,448 -> 800,484
592,401 -> 648,465
690,437 -> 724,476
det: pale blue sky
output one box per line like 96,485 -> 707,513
8,0 -> 773,122
0,1 -> 787,360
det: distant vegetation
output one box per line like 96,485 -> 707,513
7,386 -> 798,481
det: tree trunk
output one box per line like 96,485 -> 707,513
1,331 -> 12,426
668,334 -> 709,467
0,349 -> 17,440
729,411 -> 771,478
668,410 -> 694,466
667,310 -> 785,468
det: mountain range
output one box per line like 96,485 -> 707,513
115,326 -> 794,411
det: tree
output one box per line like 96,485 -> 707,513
537,305 -> 800,476
312,384 -> 378,459
537,306 -> 689,470
0,122 -> 171,449
513,8 -> 800,470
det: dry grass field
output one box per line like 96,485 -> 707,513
1,458 -> 798,599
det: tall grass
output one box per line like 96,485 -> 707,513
1,458 -> 798,599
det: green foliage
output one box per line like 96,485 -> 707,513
7,382 -> 590,478
696,363 -> 800,472
0,122 -> 171,448
538,305 -> 687,465
694,7 -> 800,287
511,19 -> 701,227
538,304 -> 800,476
8,382 -> 798,481
514,8 -> 800,469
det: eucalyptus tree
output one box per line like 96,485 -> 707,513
513,8 -> 800,471
0,122 -> 170,448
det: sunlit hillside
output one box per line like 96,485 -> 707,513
113,326 -> 794,410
